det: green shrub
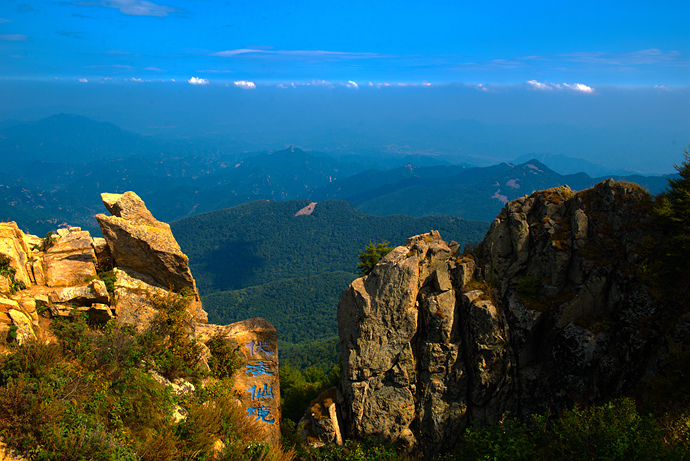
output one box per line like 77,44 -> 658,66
207,333 -> 243,380
454,415 -> 539,461
357,242 -> 394,276
140,289 -> 204,381
551,398 -> 665,460
653,147 -> 690,281
0,254 -> 26,294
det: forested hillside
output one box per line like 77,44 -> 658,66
171,199 -> 489,367
171,199 -> 488,293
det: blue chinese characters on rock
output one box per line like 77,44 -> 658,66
244,340 -> 276,423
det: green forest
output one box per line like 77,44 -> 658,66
172,199 -> 488,368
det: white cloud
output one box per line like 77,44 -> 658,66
211,48 -> 266,57
346,80 -> 359,89
527,80 -> 593,93
78,78 -> 88,83
74,0 -> 181,17
233,80 -> 255,89
526,79 -> 552,90
563,83 -> 594,93
0,34 -> 29,41
188,76 -> 209,85
127,78 -> 143,82
195,69 -> 233,73
558,48 -> 684,66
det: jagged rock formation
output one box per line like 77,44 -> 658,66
0,192 -> 282,448
337,180 -> 677,455
0,192 -> 208,343
96,191 -> 206,327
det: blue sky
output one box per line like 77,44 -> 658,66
1,0 -> 688,86
0,1 -> 688,174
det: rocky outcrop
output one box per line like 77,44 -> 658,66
0,192 -> 209,343
337,180 -> 671,455
96,191 -> 206,326
338,231 -> 512,453
0,192 -> 283,451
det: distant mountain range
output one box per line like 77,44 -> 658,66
306,160 -> 670,222
0,113 -> 675,235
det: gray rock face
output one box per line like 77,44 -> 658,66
339,231 -> 513,454
338,180 -> 669,455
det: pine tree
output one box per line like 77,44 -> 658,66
654,147 -> 690,273
357,241 -> 394,276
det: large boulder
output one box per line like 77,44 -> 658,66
337,180 -> 671,456
0,222 -> 33,289
96,192 -> 207,325
44,227 -> 98,287
339,231 -> 513,454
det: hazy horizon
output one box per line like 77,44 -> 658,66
1,0 -> 688,174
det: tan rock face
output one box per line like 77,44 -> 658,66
0,222 -> 33,288
338,231 -> 513,454
96,192 -> 206,324
7,309 -> 36,344
101,191 -> 159,226
110,267 -> 169,331
298,387 -> 343,448
44,228 -> 98,287
196,318 -> 281,446
48,280 -> 109,305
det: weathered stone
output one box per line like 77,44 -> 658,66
298,387 -> 344,447
149,370 -> 196,396
48,280 -> 109,305
110,267 -> 169,331
18,297 -> 39,326
96,191 -> 206,324
0,440 -> 29,461
195,318 -> 281,447
8,309 -> 36,344
92,237 -> 114,270
0,276 -> 10,295
79,303 -> 115,323
31,258 -> 45,286
101,191 -> 159,225
337,180 -> 668,456
0,222 -> 32,288
338,234 -> 497,453
0,297 -> 20,312
44,228 -> 98,287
